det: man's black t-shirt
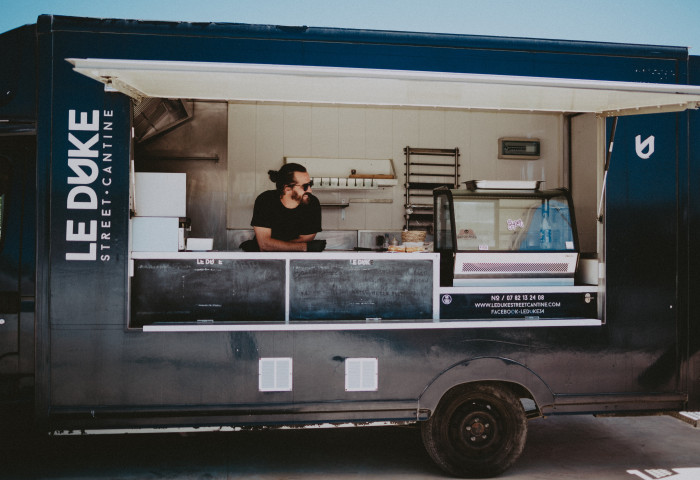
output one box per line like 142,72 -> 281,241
251,190 -> 322,242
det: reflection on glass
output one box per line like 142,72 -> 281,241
451,191 -> 575,252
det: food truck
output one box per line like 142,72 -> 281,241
1,15 -> 700,477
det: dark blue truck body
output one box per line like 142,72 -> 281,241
1,15 -> 699,477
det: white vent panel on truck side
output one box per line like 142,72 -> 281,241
345,358 -> 378,392
259,358 -> 293,392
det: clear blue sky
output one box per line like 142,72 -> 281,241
3,0 -> 700,53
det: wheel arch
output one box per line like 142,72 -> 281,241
418,357 -> 554,416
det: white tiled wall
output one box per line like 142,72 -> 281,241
227,103 -> 565,231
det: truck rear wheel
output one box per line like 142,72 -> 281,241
421,383 -> 527,478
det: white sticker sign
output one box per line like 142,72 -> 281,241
635,135 -> 655,159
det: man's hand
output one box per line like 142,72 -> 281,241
306,240 -> 327,252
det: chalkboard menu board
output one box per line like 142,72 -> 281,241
131,259 -> 286,326
289,258 -> 434,320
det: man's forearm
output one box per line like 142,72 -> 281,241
258,237 -> 307,252
291,233 -> 316,243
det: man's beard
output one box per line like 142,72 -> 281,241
292,190 -> 311,205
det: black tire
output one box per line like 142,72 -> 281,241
421,383 -> 527,478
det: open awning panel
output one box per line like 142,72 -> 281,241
68,58 -> 700,117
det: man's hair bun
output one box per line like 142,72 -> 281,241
268,169 -> 280,183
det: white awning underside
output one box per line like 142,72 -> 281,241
68,58 -> 700,117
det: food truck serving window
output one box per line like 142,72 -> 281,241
68,59 -> 700,331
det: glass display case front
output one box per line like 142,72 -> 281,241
434,181 -> 579,286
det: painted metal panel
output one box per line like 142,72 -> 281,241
605,112 -> 681,392
687,56 -> 700,409
0,25 -> 37,127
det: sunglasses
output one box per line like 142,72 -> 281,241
287,180 -> 314,191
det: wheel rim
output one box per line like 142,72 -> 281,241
449,399 -> 504,458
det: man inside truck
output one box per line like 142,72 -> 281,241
242,162 -> 325,252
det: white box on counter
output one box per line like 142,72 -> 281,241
186,238 -> 213,251
132,217 -> 180,252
